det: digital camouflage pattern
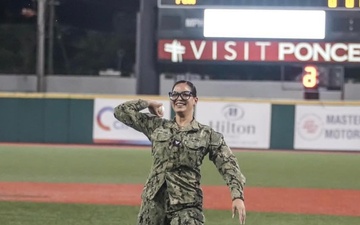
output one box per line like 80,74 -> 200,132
114,99 -> 246,224
137,184 -> 205,225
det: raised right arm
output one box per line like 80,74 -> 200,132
113,99 -> 163,139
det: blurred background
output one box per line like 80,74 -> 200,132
0,0 -> 360,100
0,2 -> 359,225
0,0 -> 137,76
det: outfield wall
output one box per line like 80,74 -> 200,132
1,74 -> 360,100
0,93 -> 359,151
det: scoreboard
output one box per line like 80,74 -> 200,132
155,0 -> 356,98
159,0 -> 360,9
157,0 -> 360,41
157,0 -> 360,64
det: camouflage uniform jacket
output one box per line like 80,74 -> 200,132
114,99 -> 246,205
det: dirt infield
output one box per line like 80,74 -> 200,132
0,182 -> 359,216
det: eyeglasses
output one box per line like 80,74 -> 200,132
168,91 -> 193,101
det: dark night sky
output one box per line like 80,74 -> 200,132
2,0 -> 360,79
57,0 -> 139,31
0,0 -> 139,32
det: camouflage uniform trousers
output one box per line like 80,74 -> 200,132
137,184 -> 205,225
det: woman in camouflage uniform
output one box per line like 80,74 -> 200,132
114,80 -> 246,225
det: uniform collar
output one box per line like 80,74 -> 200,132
170,117 -> 200,131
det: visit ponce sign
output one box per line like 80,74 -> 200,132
158,40 -> 360,63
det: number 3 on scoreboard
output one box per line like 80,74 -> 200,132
302,66 -> 318,89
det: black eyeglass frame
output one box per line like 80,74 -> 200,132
168,91 -> 194,101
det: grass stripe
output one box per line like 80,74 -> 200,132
0,202 -> 359,225
0,145 -> 359,189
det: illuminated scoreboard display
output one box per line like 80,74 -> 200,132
156,0 -> 355,98
157,0 -> 360,65
158,0 -> 360,40
160,0 -> 360,8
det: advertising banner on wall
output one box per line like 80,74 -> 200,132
158,39 -> 360,64
93,98 -> 171,145
294,105 -> 360,151
195,102 -> 271,149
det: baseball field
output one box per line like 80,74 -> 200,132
0,143 -> 359,225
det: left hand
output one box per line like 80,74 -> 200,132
232,198 -> 246,224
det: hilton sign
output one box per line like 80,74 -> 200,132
158,39 -> 360,64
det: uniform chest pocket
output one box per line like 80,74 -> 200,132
181,138 -> 208,167
184,140 -> 207,150
184,136 -> 208,150
150,130 -> 172,156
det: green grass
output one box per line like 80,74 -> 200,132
0,145 -> 359,225
228,150 -> 360,189
0,201 -> 359,225
0,146 -> 153,183
0,145 -> 359,189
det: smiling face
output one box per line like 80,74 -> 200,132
170,82 -> 198,117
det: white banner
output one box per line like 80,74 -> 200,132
93,98 -> 171,145
294,105 -> 360,151
195,102 -> 271,149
